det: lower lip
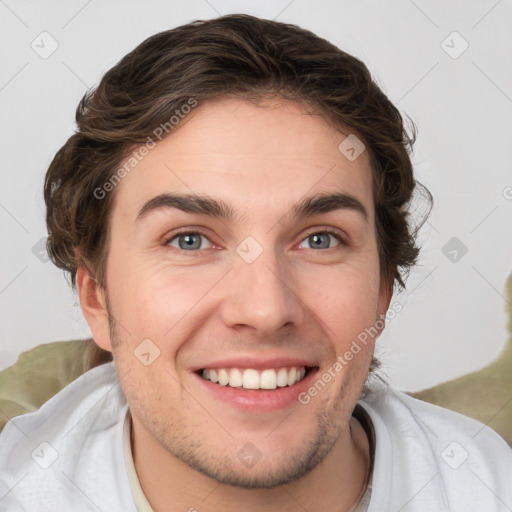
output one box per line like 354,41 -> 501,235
191,368 -> 320,412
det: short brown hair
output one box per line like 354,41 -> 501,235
44,13 -> 432,295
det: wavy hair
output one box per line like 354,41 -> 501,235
44,14 -> 432,299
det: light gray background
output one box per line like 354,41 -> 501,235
1,0 -> 511,392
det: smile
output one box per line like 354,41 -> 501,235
198,366 -> 312,390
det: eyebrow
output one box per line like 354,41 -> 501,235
135,191 -> 369,224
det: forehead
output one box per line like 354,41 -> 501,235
111,97 -> 375,226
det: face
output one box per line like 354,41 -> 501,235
81,97 -> 391,488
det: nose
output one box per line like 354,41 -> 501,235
219,241 -> 305,336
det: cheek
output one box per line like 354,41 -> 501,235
304,260 -> 381,332
108,236 -> 382,352
109,261 -> 219,346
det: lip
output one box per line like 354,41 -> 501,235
191,366 -> 320,412
189,356 -> 317,372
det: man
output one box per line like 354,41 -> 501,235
0,13 -> 510,512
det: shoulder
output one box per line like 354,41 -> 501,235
0,362 -> 134,511
366,376 -> 511,452
0,361 -> 123,448
360,376 -> 512,511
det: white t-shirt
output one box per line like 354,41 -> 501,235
0,361 -> 510,511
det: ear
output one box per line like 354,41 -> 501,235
375,274 -> 394,337
76,261 -> 113,352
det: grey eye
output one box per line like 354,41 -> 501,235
298,232 -> 341,250
167,233 -> 212,251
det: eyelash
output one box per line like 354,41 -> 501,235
162,227 -> 347,254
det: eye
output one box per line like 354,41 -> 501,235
164,231 -> 213,252
297,229 -> 345,250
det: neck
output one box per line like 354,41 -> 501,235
130,413 -> 370,512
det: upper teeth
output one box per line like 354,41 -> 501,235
201,366 -> 307,390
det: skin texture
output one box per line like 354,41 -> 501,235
77,97 -> 392,512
